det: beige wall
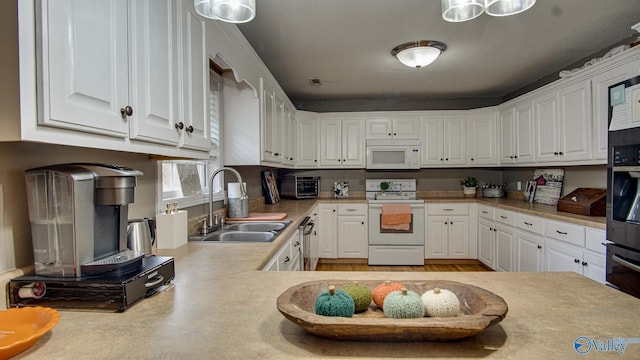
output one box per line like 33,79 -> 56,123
0,142 -> 157,272
502,165 -> 607,196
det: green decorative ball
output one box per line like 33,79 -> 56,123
340,282 -> 373,313
314,285 -> 355,318
383,288 -> 425,319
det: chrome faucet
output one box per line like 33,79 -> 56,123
206,167 -> 248,233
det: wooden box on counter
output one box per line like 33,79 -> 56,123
557,188 -> 606,216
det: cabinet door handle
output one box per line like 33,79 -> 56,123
388,133 -> 392,136
332,209 -> 336,212
444,221 -> 449,225
186,125 -> 194,133
489,227 -> 493,231
493,228 -> 497,232
343,159 -> 346,162
556,230 -> 568,235
524,222 -> 533,226
470,158 -> 474,161
554,152 -> 559,156
514,155 -> 518,159
283,256 -> 290,263
500,215 -> 508,219
274,152 -> 280,156
346,208 -> 357,212
482,210 -> 488,214
294,241 -> 300,247
361,221 -> 365,225
393,133 -> 397,136
175,122 -> 184,130
582,261 -> 588,266
537,245 -> 542,249
574,259 -> 580,263
443,208 -> 454,211
509,155 -> 514,159
445,158 -> 449,161
559,152 -> 564,155
120,105 -> 133,118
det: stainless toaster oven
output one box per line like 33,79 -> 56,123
281,176 -> 320,199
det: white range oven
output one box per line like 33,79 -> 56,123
366,179 -> 425,265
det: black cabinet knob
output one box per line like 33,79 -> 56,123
175,122 -> 184,130
186,125 -> 194,133
120,105 -> 133,118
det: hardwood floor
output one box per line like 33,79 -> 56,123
316,260 -> 493,272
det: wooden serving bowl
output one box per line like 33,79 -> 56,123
277,280 -> 508,342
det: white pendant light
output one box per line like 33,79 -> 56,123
484,0 -> 536,17
442,0 -> 484,23
391,41 -> 447,69
194,0 -> 256,24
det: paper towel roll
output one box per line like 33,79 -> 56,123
228,182 -> 246,199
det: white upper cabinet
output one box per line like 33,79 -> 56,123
43,0 -> 130,137
421,115 -> 466,166
282,106 -> 297,166
467,108 -> 498,166
535,80 -> 592,163
319,116 -> 365,167
500,98 -> 535,164
296,111 -> 318,167
179,0 -> 210,151
365,116 -> 421,140
261,80 -> 281,163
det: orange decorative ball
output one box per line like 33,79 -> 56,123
372,281 -> 404,309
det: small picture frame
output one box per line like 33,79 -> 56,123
334,181 -> 349,198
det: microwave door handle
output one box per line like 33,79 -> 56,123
612,254 -> 640,273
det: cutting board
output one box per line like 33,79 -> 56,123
226,213 -> 288,222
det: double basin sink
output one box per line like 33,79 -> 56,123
189,220 -> 292,243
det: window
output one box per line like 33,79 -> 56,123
156,66 -> 224,212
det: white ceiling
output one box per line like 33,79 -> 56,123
237,0 -> 640,110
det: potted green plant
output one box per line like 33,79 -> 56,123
460,176 -> 478,197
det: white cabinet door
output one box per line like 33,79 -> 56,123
443,117 -> 466,165
426,217 -> 449,259
129,0 -> 180,146
393,117 -> 421,139
296,113 -> 318,167
261,83 -> 279,162
337,216 -> 367,258
421,117 -> 444,166
341,118 -> 365,167
179,0 -> 210,151
448,216 -> 469,258
591,64 -> 636,160
582,249 -> 606,284
282,106 -> 296,166
318,204 -> 338,258
43,0 -> 129,137
499,108 -> 516,163
534,90 -> 560,163
544,238 -> 583,274
365,118 -> 393,139
477,218 -> 495,269
319,118 -> 342,167
467,110 -> 498,165
558,80 -> 592,161
495,224 -> 515,272
516,231 -> 544,272
515,99 -> 536,163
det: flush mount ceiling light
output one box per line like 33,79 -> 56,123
194,0 -> 256,24
442,0 -> 535,22
391,41 -> 447,69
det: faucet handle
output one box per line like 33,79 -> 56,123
199,218 -> 208,234
213,214 -> 221,226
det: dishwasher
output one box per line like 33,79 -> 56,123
300,215 -> 318,271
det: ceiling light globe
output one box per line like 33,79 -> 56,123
484,0 -> 536,17
194,0 -> 256,23
392,41 -> 447,69
442,0 -> 484,22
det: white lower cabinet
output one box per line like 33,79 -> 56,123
426,204 -> 471,259
263,229 -> 300,271
544,238 -> 585,274
477,218 -> 495,268
516,231 -> 544,272
337,204 -> 368,258
494,224 -> 515,272
318,203 -> 367,259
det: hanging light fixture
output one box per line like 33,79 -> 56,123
442,0 -> 535,22
391,41 -> 447,69
194,0 -> 256,24
441,0 -> 484,23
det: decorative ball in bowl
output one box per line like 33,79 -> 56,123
276,279 -> 508,342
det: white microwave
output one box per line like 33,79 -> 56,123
366,139 -> 421,170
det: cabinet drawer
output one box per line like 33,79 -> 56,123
515,213 -> 544,235
494,209 -> 515,226
585,228 -> 608,254
545,220 -> 585,247
478,205 -> 494,219
427,203 -> 469,215
338,203 -> 367,216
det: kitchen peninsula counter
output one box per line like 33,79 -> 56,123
13,245 -> 640,359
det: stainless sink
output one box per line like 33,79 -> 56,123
189,220 -> 291,243
224,222 -> 286,232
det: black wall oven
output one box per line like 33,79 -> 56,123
606,75 -> 640,298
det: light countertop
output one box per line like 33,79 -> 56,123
6,197 -> 619,359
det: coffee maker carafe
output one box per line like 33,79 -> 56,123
25,163 -> 143,277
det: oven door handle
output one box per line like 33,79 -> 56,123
303,221 -> 315,235
368,204 -> 423,209
612,254 -> 640,273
